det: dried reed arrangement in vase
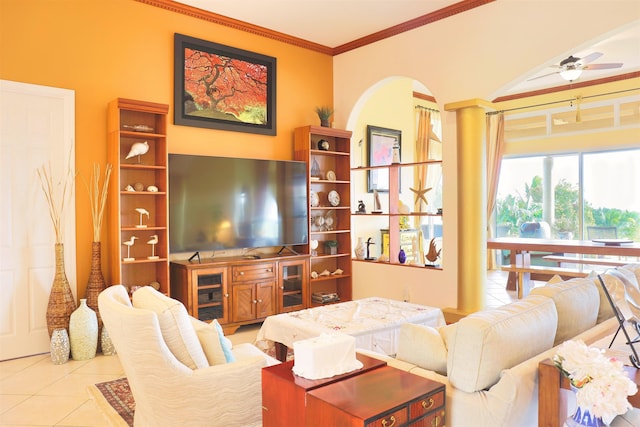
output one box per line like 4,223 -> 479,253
37,160 -> 75,244
82,162 -> 112,352
82,163 -> 112,243
37,158 -> 77,337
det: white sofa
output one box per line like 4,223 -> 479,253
98,285 -> 279,427
359,264 -> 640,427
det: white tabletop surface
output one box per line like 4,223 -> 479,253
255,297 -> 445,356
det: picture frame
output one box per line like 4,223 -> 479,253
174,33 -> 277,136
367,125 -> 401,192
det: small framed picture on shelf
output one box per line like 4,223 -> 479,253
367,125 -> 401,192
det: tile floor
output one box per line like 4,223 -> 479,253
0,271 -> 519,426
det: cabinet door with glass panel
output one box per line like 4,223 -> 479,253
278,257 -> 308,313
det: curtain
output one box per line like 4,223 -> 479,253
414,108 -> 442,265
486,112 -> 505,269
414,108 -> 442,213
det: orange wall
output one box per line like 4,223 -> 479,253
0,0 -> 333,299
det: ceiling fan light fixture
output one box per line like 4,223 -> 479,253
560,68 -> 583,81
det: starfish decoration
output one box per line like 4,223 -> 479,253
410,184 -> 432,211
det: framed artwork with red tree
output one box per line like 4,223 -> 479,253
174,33 -> 277,135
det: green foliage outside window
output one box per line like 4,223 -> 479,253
496,176 -> 640,240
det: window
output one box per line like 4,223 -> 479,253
495,149 -> 640,241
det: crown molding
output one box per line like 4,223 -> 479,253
492,72 -> 640,103
333,0 -> 495,55
136,0 -> 493,56
135,0 -> 333,55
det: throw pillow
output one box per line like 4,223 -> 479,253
212,319 -> 236,363
132,286 -> 208,370
547,274 -> 563,284
191,319 -> 227,366
396,323 -> 447,375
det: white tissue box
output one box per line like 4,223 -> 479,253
292,333 -> 363,380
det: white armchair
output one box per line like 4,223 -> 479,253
98,285 -> 276,427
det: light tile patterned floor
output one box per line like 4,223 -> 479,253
0,273 -> 516,426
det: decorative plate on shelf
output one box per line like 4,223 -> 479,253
310,190 -> 319,207
326,170 -> 336,181
328,190 -> 340,207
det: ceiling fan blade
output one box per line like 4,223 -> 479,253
579,52 -> 603,65
583,63 -> 623,70
527,71 -> 560,81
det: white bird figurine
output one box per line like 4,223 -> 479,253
123,236 -> 138,261
147,234 -> 159,259
125,141 -> 149,161
135,208 -> 149,228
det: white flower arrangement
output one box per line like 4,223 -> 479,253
553,340 -> 637,423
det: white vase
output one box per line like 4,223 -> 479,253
69,299 -> 98,360
50,328 -> 70,365
355,237 -> 366,260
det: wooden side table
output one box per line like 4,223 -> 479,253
306,365 -> 445,426
538,358 -> 640,427
262,353 -> 386,427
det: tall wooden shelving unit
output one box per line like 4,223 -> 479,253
107,98 -> 170,295
294,125 -> 353,305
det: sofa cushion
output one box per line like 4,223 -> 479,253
396,324 -> 447,375
619,264 -> 640,288
530,277 -> 599,346
191,319 -> 227,366
591,271 -> 627,324
447,294 -> 557,393
132,286 -> 208,370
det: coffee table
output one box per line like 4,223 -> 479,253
255,297 -> 445,361
261,353 -> 386,427
306,365 -> 445,426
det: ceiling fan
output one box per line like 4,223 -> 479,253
529,52 -> 623,82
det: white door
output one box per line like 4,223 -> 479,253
0,80 -> 76,360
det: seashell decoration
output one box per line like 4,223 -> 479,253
133,182 -> 144,191
147,185 -> 158,192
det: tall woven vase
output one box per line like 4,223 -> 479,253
85,241 -> 106,352
46,243 -> 77,338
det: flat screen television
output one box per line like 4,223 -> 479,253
169,154 -> 308,254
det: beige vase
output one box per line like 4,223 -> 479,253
46,243 -> 77,337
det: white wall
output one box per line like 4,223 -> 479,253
333,1 -> 639,309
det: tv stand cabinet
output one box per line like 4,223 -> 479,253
170,254 -> 309,333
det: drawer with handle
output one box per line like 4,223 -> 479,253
231,263 -> 275,282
